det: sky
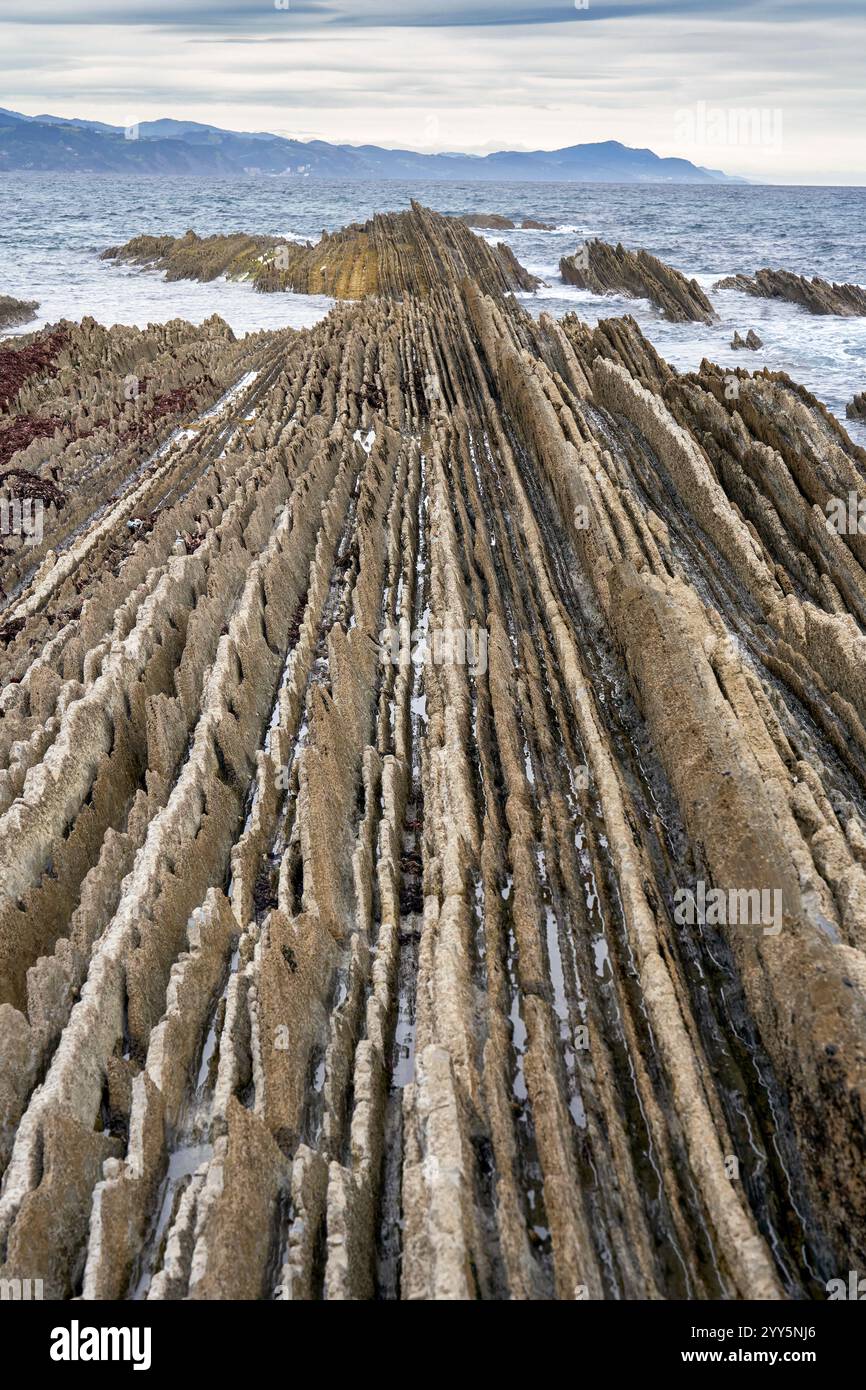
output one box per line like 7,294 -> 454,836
0,0 -> 863,183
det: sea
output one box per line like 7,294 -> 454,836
1,174 -> 864,444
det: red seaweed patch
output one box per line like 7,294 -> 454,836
0,326 -> 69,411
0,466 -> 66,508
0,415 -> 64,469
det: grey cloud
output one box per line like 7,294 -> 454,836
2,0 -> 865,29
1,0 -> 862,180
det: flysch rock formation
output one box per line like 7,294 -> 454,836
560,238 -> 716,324
2,215 -> 866,1302
716,269 -> 866,317
0,297 -> 39,332
0,314 -> 267,607
102,202 -> 540,300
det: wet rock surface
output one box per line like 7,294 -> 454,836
848,392 -> 866,421
0,297 -> 39,332
560,238 -> 716,324
731,329 -> 763,350
103,202 -> 540,300
463,215 -> 555,231
461,214 -> 516,229
716,268 -> 866,316
558,240 -> 717,326
2,233 -> 866,1302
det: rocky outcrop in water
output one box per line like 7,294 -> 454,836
100,231 -> 278,284
716,268 -> 866,317
731,329 -> 763,350
462,214 -> 515,229
847,392 -> 866,421
103,203 -> 540,299
3,222 -> 866,1302
0,296 -> 38,331
560,238 -> 716,323
463,215 -> 555,231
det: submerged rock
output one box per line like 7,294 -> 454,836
461,213 -> 515,229
462,214 -> 555,231
716,267 -> 866,316
560,238 -> 716,323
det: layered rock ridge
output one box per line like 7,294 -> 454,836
560,238 -> 716,323
1,239 -> 866,1303
102,202 -> 540,300
715,268 -> 866,317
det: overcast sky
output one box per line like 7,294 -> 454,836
1,0 -> 863,183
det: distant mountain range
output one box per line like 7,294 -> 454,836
0,108 -> 743,183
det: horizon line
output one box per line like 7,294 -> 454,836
3,104 -> 865,185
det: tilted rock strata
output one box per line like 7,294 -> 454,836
100,231 -> 279,284
102,202 -> 540,300
715,268 -> 866,317
0,314 -> 266,607
560,238 -> 716,323
2,253 -> 866,1300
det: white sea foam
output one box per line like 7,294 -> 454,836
1,175 -> 862,443
515,263 -> 866,445
2,249 -> 333,338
